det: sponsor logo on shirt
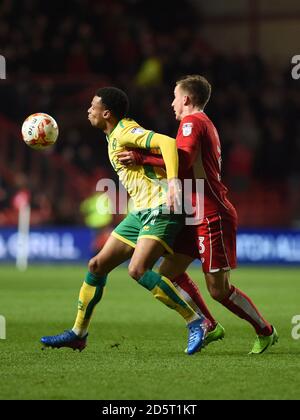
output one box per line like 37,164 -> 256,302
182,122 -> 193,136
131,127 -> 145,134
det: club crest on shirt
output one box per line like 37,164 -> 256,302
131,127 -> 145,134
182,122 -> 193,136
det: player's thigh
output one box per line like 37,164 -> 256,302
129,207 -> 184,277
197,214 -> 237,273
159,253 -> 194,279
90,234 -> 134,275
129,237 -> 166,277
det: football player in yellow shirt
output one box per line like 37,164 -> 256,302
41,87 -> 208,355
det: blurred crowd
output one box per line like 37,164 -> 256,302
0,0 -> 300,227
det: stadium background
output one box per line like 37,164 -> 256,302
0,0 -> 300,401
1,0 -> 300,264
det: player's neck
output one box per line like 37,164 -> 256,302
182,106 -> 203,119
104,118 -> 119,135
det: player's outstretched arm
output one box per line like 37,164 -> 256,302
118,147 -> 196,171
148,133 -> 178,179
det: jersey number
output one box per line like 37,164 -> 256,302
198,236 -> 205,254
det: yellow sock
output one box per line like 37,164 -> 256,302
72,275 -> 106,337
139,271 -> 199,324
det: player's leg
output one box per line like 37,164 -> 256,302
128,237 -> 207,354
160,218 -> 221,333
72,234 -> 134,337
128,238 -> 201,324
204,269 -> 278,353
202,213 -> 277,354
159,253 -> 224,346
160,226 -> 218,329
40,234 -> 134,350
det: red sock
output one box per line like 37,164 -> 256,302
221,285 -> 272,336
173,273 -> 217,330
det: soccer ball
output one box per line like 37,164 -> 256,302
21,113 -> 59,150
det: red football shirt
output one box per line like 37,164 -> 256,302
176,112 -> 236,220
139,112 -> 236,222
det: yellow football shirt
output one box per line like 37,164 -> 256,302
107,118 -> 178,210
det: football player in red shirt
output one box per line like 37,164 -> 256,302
118,75 -> 278,354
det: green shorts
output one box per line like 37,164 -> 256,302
112,206 -> 184,254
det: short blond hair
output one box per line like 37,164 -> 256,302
176,75 -> 211,109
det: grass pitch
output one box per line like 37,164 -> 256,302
0,265 -> 299,400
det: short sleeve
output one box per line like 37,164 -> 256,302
118,125 -> 155,149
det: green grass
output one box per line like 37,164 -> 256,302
0,265 -> 299,400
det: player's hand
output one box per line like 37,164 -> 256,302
117,150 -> 142,166
167,178 -> 182,213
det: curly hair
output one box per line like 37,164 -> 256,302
96,87 -> 129,120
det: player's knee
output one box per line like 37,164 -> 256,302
88,257 -> 102,275
128,263 -> 147,281
88,258 -> 97,274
